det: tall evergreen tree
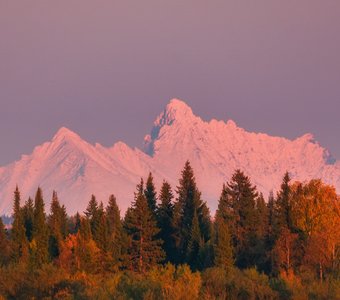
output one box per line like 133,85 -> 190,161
79,217 -> 92,241
85,195 -> 100,239
186,209 -> 203,270
32,187 -> 49,266
224,169 -> 259,269
0,217 -> 10,266
76,216 -> 100,272
265,191 -> 277,274
106,194 -> 124,267
106,195 -> 121,238
256,193 -> 268,238
273,172 -> 298,276
144,172 -> 158,217
214,184 -> 234,270
157,181 -> 175,263
173,161 -> 212,264
267,191 -> 276,240
276,172 -> 293,230
73,212 -> 81,234
96,202 -> 109,252
22,197 -> 34,242
11,186 -> 28,261
215,184 -> 234,223
254,193 -> 269,272
124,180 -> 164,273
48,191 -> 67,259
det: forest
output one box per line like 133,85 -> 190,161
0,161 -> 339,299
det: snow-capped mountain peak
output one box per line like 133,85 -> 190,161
143,98 -> 200,155
154,98 -> 196,128
52,127 -> 82,144
0,98 -> 339,215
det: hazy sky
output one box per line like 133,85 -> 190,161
1,1 -> 340,165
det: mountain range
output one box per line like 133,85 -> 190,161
0,99 -> 339,215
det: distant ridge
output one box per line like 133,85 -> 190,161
0,98 -> 339,215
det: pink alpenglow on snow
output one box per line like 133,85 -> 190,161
0,99 -> 338,215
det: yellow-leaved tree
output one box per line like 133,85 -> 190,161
292,180 -> 340,281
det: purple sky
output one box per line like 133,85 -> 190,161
1,1 -> 340,165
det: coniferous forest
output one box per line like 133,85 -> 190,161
0,161 -> 339,299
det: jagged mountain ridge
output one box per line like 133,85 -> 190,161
0,99 -> 339,215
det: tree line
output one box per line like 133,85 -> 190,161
0,161 -> 339,299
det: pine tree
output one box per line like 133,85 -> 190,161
157,181 -> 175,263
79,217 -> 92,241
76,216 -> 100,273
85,195 -> 100,239
106,195 -> 121,238
224,169 -> 259,269
32,187 -> 49,266
186,209 -> 202,270
173,161 -> 212,264
256,193 -> 268,238
267,191 -> 276,240
11,186 -> 28,261
144,172 -> 158,217
265,191 -> 277,274
22,197 -> 34,242
48,191 -> 67,259
0,217 -> 10,266
276,172 -> 293,231
214,185 -> 234,270
106,194 -> 124,267
215,184 -> 234,223
60,205 -> 68,238
96,202 -> 109,252
273,172 -> 297,276
74,212 -> 81,234
124,180 -> 164,273
254,193 -> 269,272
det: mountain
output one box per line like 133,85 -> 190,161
0,99 -> 339,215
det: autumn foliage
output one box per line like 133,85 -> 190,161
0,163 -> 339,299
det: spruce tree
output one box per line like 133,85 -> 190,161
224,169 -> 259,269
11,186 -> 28,261
60,204 -> 68,238
274,172 -> 298,276
276,172 -> 293,230
76,216 -> 100,272
31,187 -> 49,266
85,195 -> 100,239
215,184 -> 234,223
157,181 -> 175,263
106,194 -> 124,267
96,202 -> 109,252
48,191 -> 67,259
254,193 -> 269,272
23,197 -> 34,242
0,217 -> 9,266
106,195 -> 121,237
214,184 -> 234,270
79,217 -> 92,241
256,193 -> 268,238
68,212 -> 81,234
124,180 -> 164,273
174,161 -> 212,264
186,209 -> 202,270
265,191 -> 277,275
144,172 -> 158,217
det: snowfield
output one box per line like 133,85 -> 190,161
0,99 -> 339,215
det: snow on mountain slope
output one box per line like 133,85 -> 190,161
0,99 -> 339,215
142,99 -> 340,211
0,128 -> 149,214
